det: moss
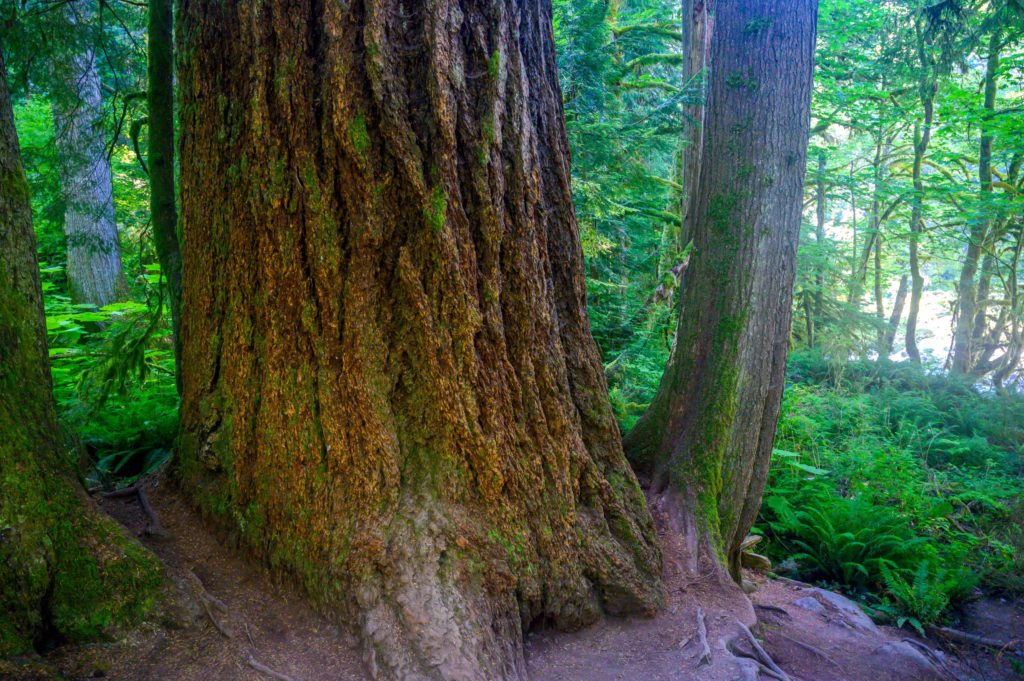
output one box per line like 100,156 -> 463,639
744,16 -> 773,34
348,114 -> 371,157
488,49 -> 501,80
424,185 -> 447,233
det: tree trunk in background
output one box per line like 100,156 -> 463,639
905,16 -> 937,364
0,54 -> 159,656
624,0 -> 816,581
952,30 -> 1000,374
147,0 -> 182,393
176,2 -> 662,678
50,0 -> 128,307
812,149 -> 826,346
883,274 -> 908,358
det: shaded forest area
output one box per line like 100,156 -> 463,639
1,0 -> 1023,680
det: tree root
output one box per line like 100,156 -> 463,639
902,638 -> 964,681
726,621 -> 793,681
247,656 -> 296,681
100,483 -> 166,537
186,570 -> 232,638
927,626 -> 1024,655
680,606 -> 712,667
779,633 -> 839,668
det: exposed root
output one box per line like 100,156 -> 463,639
754,603 -> 791,622
928,626 -> 1024,654
779,633 -> 839,668
727,621 -> 793,681
101,483 -> 166,537
247,656 -> 297,681
186,570 -> 232,638
694,607 -> 712,666
902,638 -> 964,681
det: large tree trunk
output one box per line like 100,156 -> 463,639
148,0 -> 183,393
175,1 -> 662,679
50,0 -> 128,307
952,30 -> 1000,374
624,0 -> 816,581
0,53 -> 159,657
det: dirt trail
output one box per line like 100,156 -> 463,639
8,479 -> 1021,681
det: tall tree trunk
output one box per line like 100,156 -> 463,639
175,2 -> 662,678
874,235 -> 885,352
50,0 -> 128,307
882,274 -> 908,358
148,0 -> 182,393
0,53 -> 159,656
952,29 -> 1000,374
624,0 -> 816,581
905,16 -> 937,364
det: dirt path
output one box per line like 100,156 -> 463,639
12,480 -> 1022,681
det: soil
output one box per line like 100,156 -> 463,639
3,478 -> 1021,681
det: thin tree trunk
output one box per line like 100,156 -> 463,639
874,234 -> 885,352
905,16 -> 937,364
50,0 -> 128,307
952,29 -> 1000,374
0,53 -> 158,656
812,149 -> 826,339
176,2 -> 662,678
148,0 -> 182,393
883,274 -> 908,357
624,0 -> 817,582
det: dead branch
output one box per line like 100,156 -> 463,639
928,626 -> 1023,654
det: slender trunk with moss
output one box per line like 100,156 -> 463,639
148,0 -> 182,393
50,0 -> 128,307
882,274 -> 909,358
0,54 -> 159,658
624,0 -> 817,581
175,2 -> 662,679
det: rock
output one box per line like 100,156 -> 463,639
871,641 -> 943,680
793,596 -> 825,614
808,588 -> 879,634
740,551 -> 772,572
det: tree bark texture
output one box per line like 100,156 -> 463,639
50,0 -> 128,307
0,54 -> 159,656
148,0 -> 183,393
176,2 -> 662,679
624,0 -> 817,580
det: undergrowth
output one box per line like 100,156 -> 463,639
755,351 -> 1023,630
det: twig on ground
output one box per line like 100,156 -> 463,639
135,486 -> 166,537
247,656 -> 296,681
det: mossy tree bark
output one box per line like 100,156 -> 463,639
624,0 -> 817,582
176,1 -> 662,679
50,0 -> 129,307
0,54 -> 160,658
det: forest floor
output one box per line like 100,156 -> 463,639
9,477 -> 1022,681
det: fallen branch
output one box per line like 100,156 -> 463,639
247,656 -> 296,681
695,607 -> 711,667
